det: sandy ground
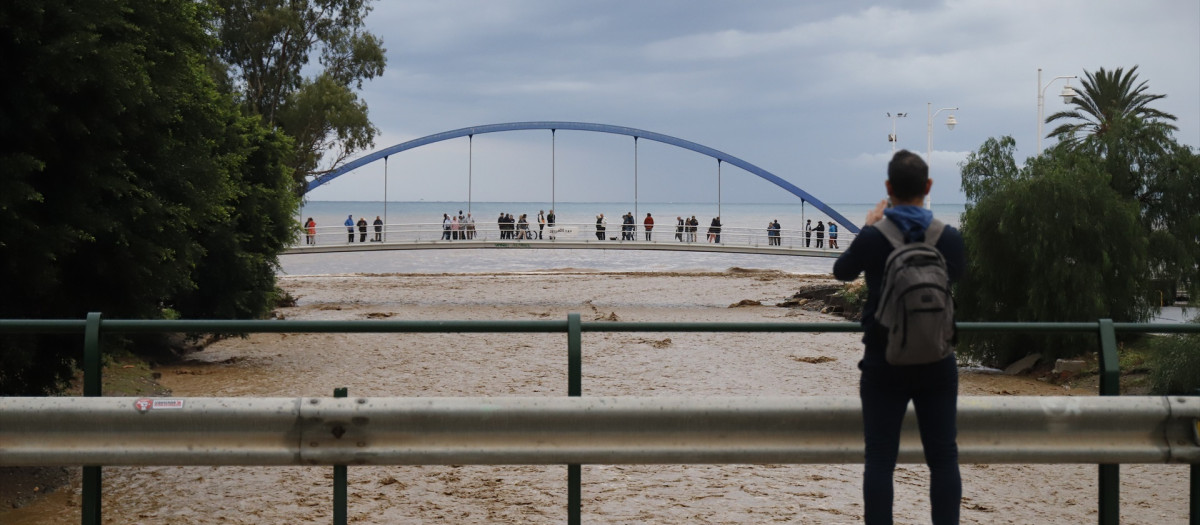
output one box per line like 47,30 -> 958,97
1,271 -> 1191,524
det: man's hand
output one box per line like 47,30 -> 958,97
864,199 -> 887,226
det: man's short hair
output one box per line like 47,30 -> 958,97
887,150 -> 929,201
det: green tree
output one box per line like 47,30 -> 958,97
171,116 -> 300,320
209,0 -> 387,191
960,136 -> 1020,201
0,0 -> 300,394
1045,66 -> 1198,303
956,140 -> 1150,367
1045,66 -> 1177,148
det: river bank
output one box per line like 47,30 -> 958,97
1,270 -> 1190,524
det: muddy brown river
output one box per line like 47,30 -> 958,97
1,272 -> 1191,524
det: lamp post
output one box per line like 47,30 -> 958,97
926,103 -> 958,209
886,112 -> 907,152
1037,68 -> 1079,152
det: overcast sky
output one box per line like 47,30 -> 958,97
307,0 -> 1200,206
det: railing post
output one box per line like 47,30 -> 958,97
567,313 -> 581,525
333,387 -> 348,525
1192,388 -> 1199,525
1097,318 -> 1119,525
1192,462 -> 1199,525
82,312 -> 102,525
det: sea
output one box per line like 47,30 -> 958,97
281,201 -> 965,276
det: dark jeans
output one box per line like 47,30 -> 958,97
860,355 -> 960,524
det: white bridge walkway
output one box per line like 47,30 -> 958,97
285,222 -> 848,258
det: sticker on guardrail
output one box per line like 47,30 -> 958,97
134,398 -> 185,413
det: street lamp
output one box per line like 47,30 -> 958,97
925,103 -> 958,209
886,112 -> 907,152
1037,68 -> 1079,152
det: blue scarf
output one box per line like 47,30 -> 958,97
883,205 -> 933,242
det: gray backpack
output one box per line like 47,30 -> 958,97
874,218 -> 955,365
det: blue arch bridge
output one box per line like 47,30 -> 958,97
288,121 -> 858,258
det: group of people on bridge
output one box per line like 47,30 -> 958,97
301,215 -> 384,244
804,219 -> 838,249
489,210 -> 555,240
442,211 -> 477,240
595,213 -> 728,243
302,211 -> 845,249
671,215 -> 712,243
346,215 -> 384,243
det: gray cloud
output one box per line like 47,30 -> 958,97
309,0 -> 1199,209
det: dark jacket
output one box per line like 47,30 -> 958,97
832,222 -> 966,366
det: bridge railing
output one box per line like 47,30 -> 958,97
1,316 -> 1196,525
297,222 -> 853,250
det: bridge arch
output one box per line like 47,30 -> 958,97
306,121 -> 860,234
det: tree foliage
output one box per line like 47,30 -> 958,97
209,0 -> 387,191
1046,66 -> 1177,149
1045,66 -> 1198,301
957,67 -> 1199,367
0,0 -> 299,394
956,142 -> 1150,366
1148,328 -> 1200,395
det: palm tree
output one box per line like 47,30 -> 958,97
1045,66 -> 1176,143
1045,66 -> 1178,197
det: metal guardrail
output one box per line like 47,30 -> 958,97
1,315 -> 1198,525
2,396 -> 1198,467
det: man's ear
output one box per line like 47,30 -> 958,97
885,180 -> 894,197
925,178 -> 933,194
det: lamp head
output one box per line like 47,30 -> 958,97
1060,85 -> 1078,104
945,115 -> 957,130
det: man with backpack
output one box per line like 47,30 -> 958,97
832,150 -> 966,524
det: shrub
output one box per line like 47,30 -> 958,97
1148,331 -> 1200,395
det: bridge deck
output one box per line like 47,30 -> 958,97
284,239 -> 842,257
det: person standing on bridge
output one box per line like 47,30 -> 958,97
773,220 -> 782,245
644,213 -> 654,241
709,216 -> 722,243
304,217 -> 317,245
828,221 -> 838,249
538,210 -> 546,239
805,219 -> 812,247
675,216 -> 684,242
595,214 -> 606,240
517,213 -> 530,240
833,150 -> 965,524
356,216 -> 368,243
373,216 -> 383,242
815,221 -> 825,249
345,215 -> 355,243
547,210 -> 556,229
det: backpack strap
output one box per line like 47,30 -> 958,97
924,219 -> 946,246
875,216 -> 947,247
873,217 -> 904,248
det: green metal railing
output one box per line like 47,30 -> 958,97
1,314 -> 1197,525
